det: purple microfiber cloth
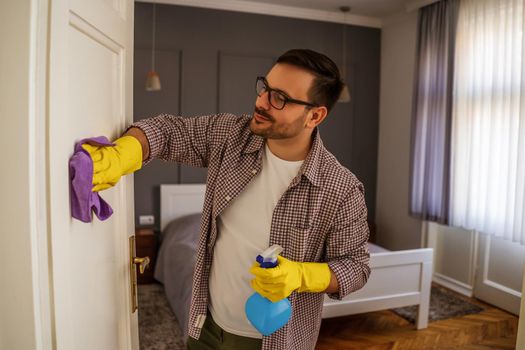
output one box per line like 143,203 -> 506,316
69,136 -> 115,222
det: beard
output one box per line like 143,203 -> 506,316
250,107 -> 307,139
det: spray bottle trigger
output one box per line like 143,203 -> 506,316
257,244 -> 283,268
256,255 -> 277,268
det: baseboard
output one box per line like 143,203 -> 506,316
433,272 -> 473,297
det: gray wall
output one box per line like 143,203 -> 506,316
376,12 -> 422,250
133,3 -> 380,230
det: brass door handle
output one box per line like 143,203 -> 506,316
133,256 -> 150,274
129,235 -> 152,313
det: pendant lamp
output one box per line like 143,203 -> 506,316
338,6 -> 351,102
146,1 -> 161,91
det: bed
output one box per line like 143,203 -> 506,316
154,184 -> 433,340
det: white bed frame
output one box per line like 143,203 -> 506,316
160,184 -> 434,329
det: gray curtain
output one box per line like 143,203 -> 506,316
409,0 -> 459,224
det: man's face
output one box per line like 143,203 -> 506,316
250,63 -> 316,140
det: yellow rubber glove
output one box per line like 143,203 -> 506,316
81,135 -> 143,192
249,255 -> 331,302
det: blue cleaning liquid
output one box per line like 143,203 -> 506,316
245,247 -> 292,336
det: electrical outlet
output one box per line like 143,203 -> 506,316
139,215 -> 155,226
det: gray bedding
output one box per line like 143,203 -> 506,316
154,213 -> 387,341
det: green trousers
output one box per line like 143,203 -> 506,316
186,312 -> 262,350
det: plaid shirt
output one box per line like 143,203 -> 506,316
132,113 -> 370,350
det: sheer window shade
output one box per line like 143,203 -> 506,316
451,0 -> 525,243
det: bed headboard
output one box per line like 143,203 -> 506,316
160,184 -> 206,231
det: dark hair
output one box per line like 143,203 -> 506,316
276,49 -> 344,112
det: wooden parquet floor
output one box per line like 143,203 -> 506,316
315,289 -> 518,350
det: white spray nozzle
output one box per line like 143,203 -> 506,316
261,244 -> 283,259
258,244 -> 283,265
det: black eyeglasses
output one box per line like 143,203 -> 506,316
255,76 -> 318,110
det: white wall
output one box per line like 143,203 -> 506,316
427,222 -> 477,296
375,12 -> 422,250
0,1 -> 38,349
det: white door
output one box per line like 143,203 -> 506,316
47,0 -> 138,349
427,222 -> 524,315
474,233 -> 525,315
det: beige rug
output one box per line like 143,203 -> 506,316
392,284 -> 485,323
138,283 -> 185,350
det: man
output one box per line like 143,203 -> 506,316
83,49 -> 370,350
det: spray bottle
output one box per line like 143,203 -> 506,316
245,244 -> 292,336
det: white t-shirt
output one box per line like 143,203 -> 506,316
208,144 -> 303,338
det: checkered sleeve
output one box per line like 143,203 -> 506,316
325,181 -> 371,300
128,113 -> 239,167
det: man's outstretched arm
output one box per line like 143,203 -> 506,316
124,127 -> 150,161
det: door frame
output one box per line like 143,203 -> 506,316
29,0 -> 54,348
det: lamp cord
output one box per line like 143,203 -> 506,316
342,9 -> 347,80
151,2 -> 156,72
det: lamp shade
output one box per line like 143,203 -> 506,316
338,85 -> 351,102
146,70 -> 161,91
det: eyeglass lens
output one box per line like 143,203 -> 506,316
256,78 -> 286,110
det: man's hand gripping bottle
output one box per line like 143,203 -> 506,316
245,245 -> 292,336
